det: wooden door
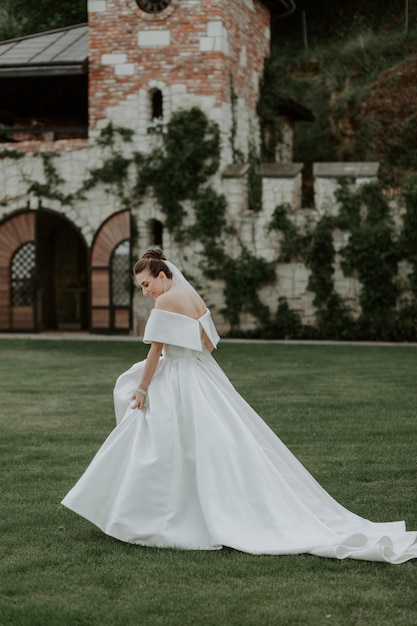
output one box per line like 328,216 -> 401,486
90,209 -> 131,333
0,211 -> 36,331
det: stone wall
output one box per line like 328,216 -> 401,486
0,130 -> 392,334
132,161 -> 393,333
0,143 -> 123,247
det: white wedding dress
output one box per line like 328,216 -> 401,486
62,309 -> 417,563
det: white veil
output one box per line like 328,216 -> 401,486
164,260 -> 200,297
164,259 -> 220,348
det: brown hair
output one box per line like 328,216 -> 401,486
133,249 -> 173,279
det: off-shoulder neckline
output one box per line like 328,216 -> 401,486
151,308 -> 210,323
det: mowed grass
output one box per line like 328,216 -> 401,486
0,337 -> 417,626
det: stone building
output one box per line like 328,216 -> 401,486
0,0 -> 273,334
0,0 -> 380,336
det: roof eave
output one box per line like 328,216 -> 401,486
0,23 -> 88,46
0,62 -> 88,77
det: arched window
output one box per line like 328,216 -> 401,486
111,240 -> 131,307
11,242 -> 36,306
148,219 -> 163,247
150,89 -> 163,120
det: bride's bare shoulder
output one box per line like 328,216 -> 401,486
155,285 -> 185,310
155,286 -> 205,317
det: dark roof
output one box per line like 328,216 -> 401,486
0,23 -> 88,77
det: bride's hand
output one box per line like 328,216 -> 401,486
131,389 -> 147,410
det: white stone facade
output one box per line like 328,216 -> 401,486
0,145 -> 391,333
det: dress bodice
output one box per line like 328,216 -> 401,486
143,308 -> 220,351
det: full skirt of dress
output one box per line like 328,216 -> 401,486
61,344 -> 417,563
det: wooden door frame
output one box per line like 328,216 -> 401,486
90,209 -> 132,333
0,210 -> 36,331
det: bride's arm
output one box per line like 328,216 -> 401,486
131,341 -> 163,409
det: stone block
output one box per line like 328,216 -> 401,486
214,36 -> 229,54
259,163 -> 303,178
207,21 -> 223,37
115,63 -> 135,76
88,0 -> 106,12
199,37 -> 214,52
222,164 -> 250,178
138,30 -> 171,48
313,162 -> 379,178
170,83 -> 187,95
101,53 -> 127,65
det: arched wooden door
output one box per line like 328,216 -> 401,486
0,211 -> 36,331
0,209 -> 88,332
90,209 -> 132,333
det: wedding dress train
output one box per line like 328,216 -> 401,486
62,309 -> 417,563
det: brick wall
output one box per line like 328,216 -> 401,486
88,0 -> 270,161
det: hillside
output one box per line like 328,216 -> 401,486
361,56 -> 417,184
1,0 -> 416,187
264,0 -> 417,188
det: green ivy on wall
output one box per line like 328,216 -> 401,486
229,75 -> 263,213
0,148 -> 25,160
135,107 -> 221,235
400,176 -> 417,296
6,106 -> 417,340
267,202 -> 354,340
246,132 -> 263,213
337,181 -> 402,339
82,123 -> 135,205
132,106 -> 274,328
8,108 -> 272,330
186,187 -> 227,243
26,152 -> 74,205
203,244 -> 275,330
268,203 -> 309,262
264,180 -> 417,341
229,75 -> 245,165
21,124 -> 136,207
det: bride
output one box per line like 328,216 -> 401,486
62,249 -> 417,563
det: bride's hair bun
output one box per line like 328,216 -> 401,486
142,249 -> 167,261
133,249 -> 172,279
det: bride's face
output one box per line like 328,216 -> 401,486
136,270 -> 164,299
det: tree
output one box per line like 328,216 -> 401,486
0,0 -> 87,40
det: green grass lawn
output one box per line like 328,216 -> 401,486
0,338 -> 416,626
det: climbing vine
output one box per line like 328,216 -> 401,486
267,202 -> 352,339
26,152 -> 73,204
3,108 -> 273,330
0,148 -> 25,160
135,107 -> 221,234
133,106 -> 273,328
268,203 -> 308,262
6,104 -> 417,340
21,124 -> 137,208
203,244 -> 275,330
229,75 -> 245,164
230,76 -> 262,213
337,182 -> 401,339
264,180 -> 417,341
186,187 -> 227,243
305,216 -> 336,307
82,123 -> 135,205
246,132 -> 263,213
400,176 -> 417,296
